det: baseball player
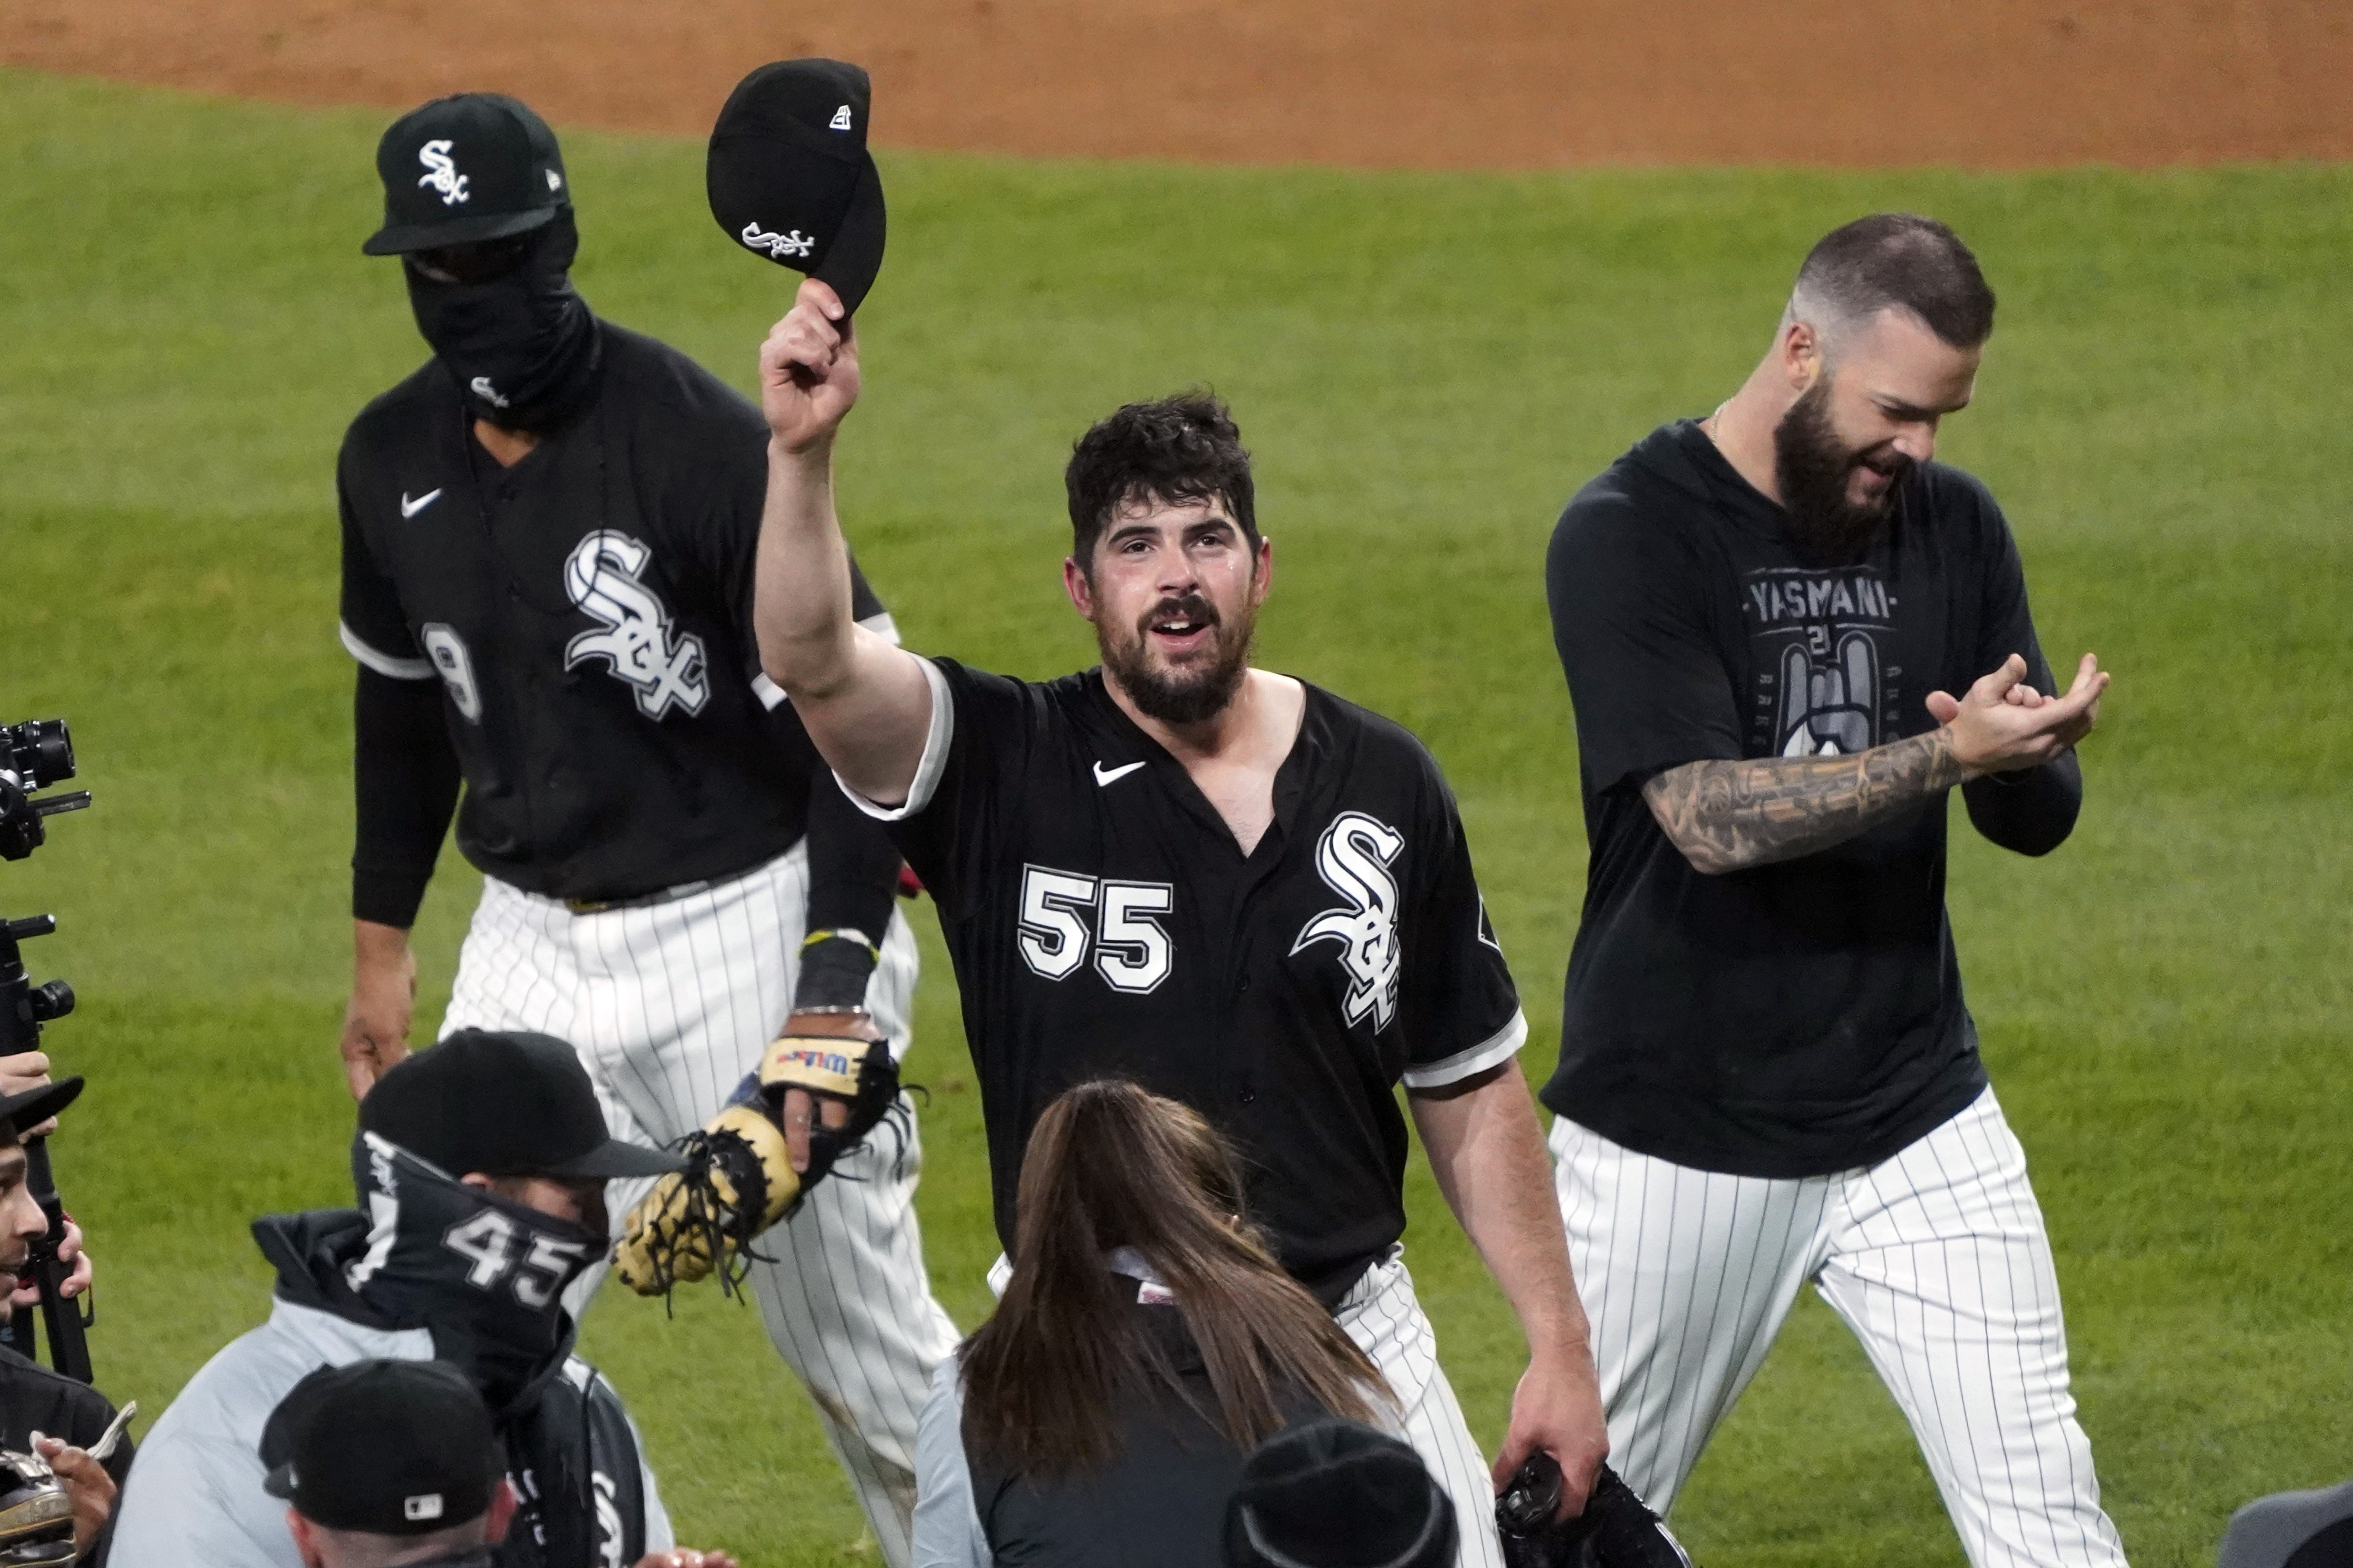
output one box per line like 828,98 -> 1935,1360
1544,213 -> 2125,1565
330,92 -> 956,1562
747,279 -> 1610,1568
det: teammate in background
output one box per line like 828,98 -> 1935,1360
751,279 -> 1608,1567
112,1032 -> 723,1567
1544,214 -> 2125,1564
330,94 -> 955,1562
261,1360 -> 735,1568
913,1079 -> 1396,1567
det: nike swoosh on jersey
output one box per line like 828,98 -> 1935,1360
1092,760 -> 1147,787
400,488 -> 443,518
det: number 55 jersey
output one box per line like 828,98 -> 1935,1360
851,658 -> 1525,1303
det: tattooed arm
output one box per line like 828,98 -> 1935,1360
1644,729 -> 1964,874
1644,652 -> 2109,876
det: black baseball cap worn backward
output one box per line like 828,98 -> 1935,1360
365,94 -> 570,256
707,59 -> 888,313
359,1029 -> 682,1179
262,1360 -> 501,1535
1222,1421 -> 1459,1568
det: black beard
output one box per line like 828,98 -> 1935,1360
1099,593 -> 1253,726
1772,378 -> 1908,567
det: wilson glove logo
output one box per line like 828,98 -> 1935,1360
1292,811 -> 1406,1030
417,139 -> 469,205
741,223 -> 817,259
562,531 -> 711,720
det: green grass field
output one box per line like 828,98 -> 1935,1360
2,68 -> 2347,1566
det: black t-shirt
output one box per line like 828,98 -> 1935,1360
964,1297 -> 1331,1568
0,1344 -> 133,1567
1543,419 -> 2073,1178
854,660 -> 1525,1300
337,322 -> 888,903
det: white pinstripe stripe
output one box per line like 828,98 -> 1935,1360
1547,1094 -> 2128,1567
1335,1254 -> 1505,1568
441,849 -> 959,1568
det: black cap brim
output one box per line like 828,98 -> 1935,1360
546,1137 -> 687,1179
815,158 -> 886,316
363,203 -> 559,257
0,1077 -> 81,1137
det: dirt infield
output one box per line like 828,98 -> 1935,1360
6,0 -> 2347,166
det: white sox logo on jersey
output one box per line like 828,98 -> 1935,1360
561,531 -> 710,720
1291,811 -> 1405,1031
416,139 -> 469,205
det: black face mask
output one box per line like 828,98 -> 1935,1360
405,211 -> 601,433
345,1132 -> 606,1414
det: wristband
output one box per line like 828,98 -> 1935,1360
795,932 -> 879,1012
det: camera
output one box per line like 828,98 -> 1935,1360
0,716 -> 93,1381
1,719 -> 89,863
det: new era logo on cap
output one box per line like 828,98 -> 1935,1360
404,1493 -> 445,1522
830,104 -> 854,130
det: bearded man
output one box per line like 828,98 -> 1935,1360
1543,213 -> 2127,1566
746,280 -> 1611,1564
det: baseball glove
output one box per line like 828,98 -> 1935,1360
1498,1455 -> 1694,1568
614,1025 -> 903,1299
0,1451 -> 75,1567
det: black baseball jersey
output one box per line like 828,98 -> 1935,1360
337,322 -> 889,903
1543,419 -> 2081,1179
854,658 -> 1526,1301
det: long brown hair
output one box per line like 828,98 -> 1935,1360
959,1079 -> 1387,1478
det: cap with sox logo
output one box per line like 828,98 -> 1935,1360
262,1360 -> 503,1534
363,92 -> 571,257
706,59 -> 888,313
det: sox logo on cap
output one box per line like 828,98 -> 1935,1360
417,140 -> 469,206
741,223 -> 817,259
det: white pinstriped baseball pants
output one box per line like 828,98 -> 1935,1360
1550,1090 -> 2128,1567
441,844 -> 962,1568
1337,1251 -> 1507,1568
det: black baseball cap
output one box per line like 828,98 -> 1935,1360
359,1030 -> 682,1179
0,1078 -> 80,1140
706,59 -> 888,313
262,1360 -> 502,1534
364,93 -> 571,257
1222,1422 -> 1459,1568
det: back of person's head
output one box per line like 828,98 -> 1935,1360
960,1080 -> 1385,1477
1222,1421 -> 1457,1568
262,1360 -> 513,1568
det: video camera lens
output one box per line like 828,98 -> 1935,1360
1,721 -> 73,790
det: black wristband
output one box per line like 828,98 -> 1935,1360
795,933 -> 879,1012
353,865 -> 432,929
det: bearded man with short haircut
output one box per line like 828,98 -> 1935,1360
1544,213 -> 2126,1564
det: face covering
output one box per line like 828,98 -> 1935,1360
405,210 -> 601,432
345,1131 -> 605,1413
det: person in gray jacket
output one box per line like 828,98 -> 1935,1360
111,1030 -> 729,1567
2217,1482 -> 2353,1568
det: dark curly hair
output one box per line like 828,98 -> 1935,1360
1064,392 -> 1258,571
